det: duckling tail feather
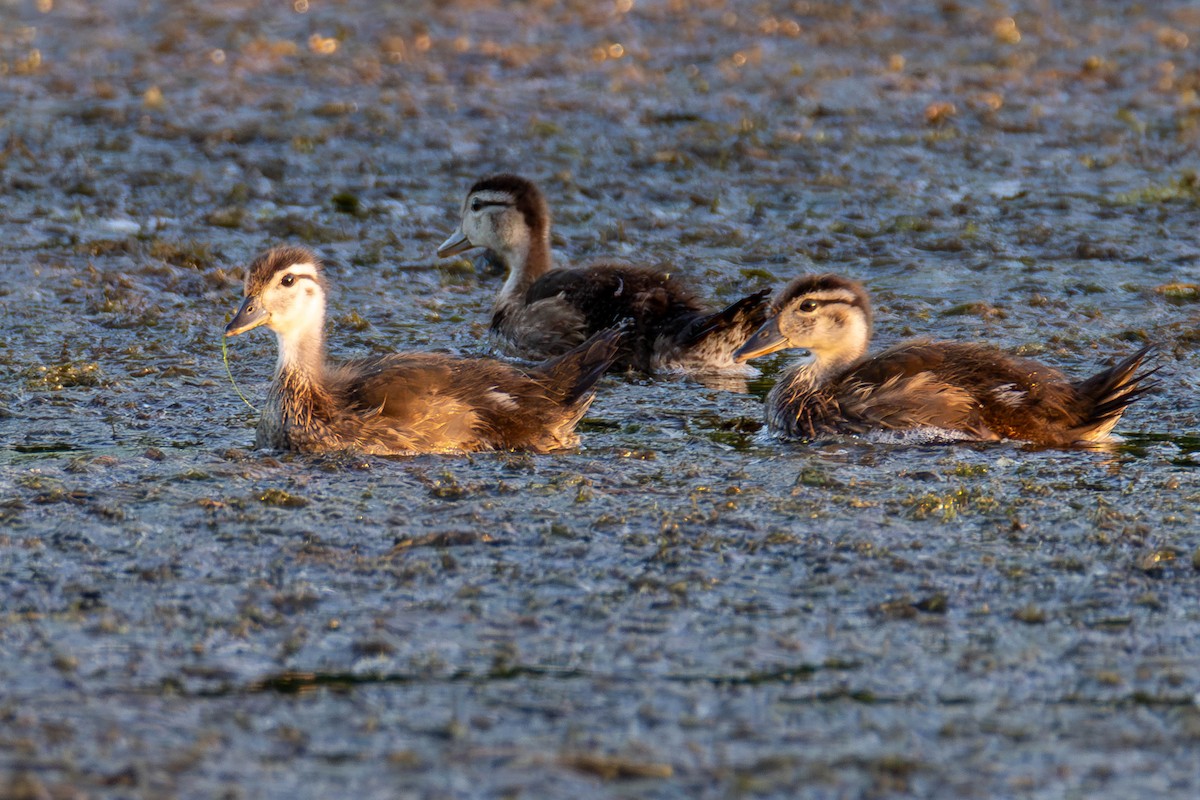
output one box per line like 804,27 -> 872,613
675,289 -> 772,351
1072,345 -> 1158,440
534,325 -> 625,405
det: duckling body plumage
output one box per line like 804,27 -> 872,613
438,174 -> 769,375
735,274 -> 1155,446
225,246 -> 620,455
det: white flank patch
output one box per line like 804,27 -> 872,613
486,390 -> 519,411
990,383 -> 1027,407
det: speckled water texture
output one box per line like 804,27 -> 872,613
3,1 -> 1200,797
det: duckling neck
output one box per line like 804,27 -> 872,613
270,325 -> 336,424
772,349 -> 862,405
788,347 -> 862,385
767,354 -> 849,439
777,357 -> 830,396
495,226 -> 552,306
275,325 -> 325,381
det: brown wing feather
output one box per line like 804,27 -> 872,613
848,341 -> 1063,388
327,340 -> 615,454
330,355 -> 483,452
834,340 -> 1148,444
837,372 -> 995,437
499,262 -> 712,372
496,295 -> 590,358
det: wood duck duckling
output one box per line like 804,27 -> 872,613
734,274 -> 1156,446
437,174 -> 770,376
224,246 -> 622,455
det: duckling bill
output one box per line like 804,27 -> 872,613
735,274 -> 1156,447
224,246 -> 621,455
438,174 -> 770,376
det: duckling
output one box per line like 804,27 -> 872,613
734,274 -> 1156,446
223,245 -> 622,455
437,174 -> 769,375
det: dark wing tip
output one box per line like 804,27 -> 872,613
677,287 -> 774,348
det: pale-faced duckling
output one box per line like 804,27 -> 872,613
734,274 -> 1155,446
437,174 -> 769,375
224,246 -> 621,455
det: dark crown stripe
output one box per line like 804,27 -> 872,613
776,276 -> 862,305
468,173 -> 548,233
773,273 -> 873,332
245,245 -> 324,294
470,173 -> 535,196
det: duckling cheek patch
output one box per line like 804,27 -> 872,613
268,286 -> 323,334
833,310 -> 871,352
495,214 -> 529,250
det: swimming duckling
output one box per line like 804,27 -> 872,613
437,174 -> 769,375
224,246 -> 621,455
734,274 -> 1155,446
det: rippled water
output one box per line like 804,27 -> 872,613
3,1 -> 1200,797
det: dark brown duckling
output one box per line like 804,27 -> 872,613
436,174 -> 769,376
734,274 -> 1156,446
224,246 -> 621,455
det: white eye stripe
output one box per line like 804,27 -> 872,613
281,262 -> 320,278
470,191 -> 514,204
276,263 -> 321,287
800,289 -> 859,305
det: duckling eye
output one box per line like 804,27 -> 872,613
280,274 -> 296,288
470,198 -> 482,212
799,299 -> 819,312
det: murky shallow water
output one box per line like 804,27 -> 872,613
3,1 -> 1200,797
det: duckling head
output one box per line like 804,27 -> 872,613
734,274 -> 872,367
225,246 -> 328,351
437,174 -> 550,277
